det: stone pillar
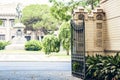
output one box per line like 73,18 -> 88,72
93,8 -> 105,52
72,6 -> 106,56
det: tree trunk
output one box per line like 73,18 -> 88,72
91,0 -> 94,10
67,50 -> 69,55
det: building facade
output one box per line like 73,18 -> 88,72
0,4 -> 16,41
0,3 -> 44,41
100,0 -> 120,54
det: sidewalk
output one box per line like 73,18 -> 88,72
0,51 -> 71,61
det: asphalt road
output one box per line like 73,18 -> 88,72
0,61 -> 82,80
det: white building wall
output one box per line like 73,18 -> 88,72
101,0 -> 120,51
0,4 -> 16,41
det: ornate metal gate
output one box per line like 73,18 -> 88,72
70,19 -> 85,79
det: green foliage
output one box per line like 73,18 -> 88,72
85,0 -> 100,10
0,41 -> 10,50
22,4 -> 59,34
72,62 -> 83,72
49,0 -> 82,21
50,2 -> 71,21
86,53 -> 120,80
49,0 -> 100,21
25,40 -> 42,51
0,20 -> 3,25
42,35 -> 60,54
59,21 -> 71,55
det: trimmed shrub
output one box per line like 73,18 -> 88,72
25,40 -> 42,51
0,41 -> 10,50
42,35 -> 60,54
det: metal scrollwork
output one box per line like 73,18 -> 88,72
70,20 -> 84,31
78,14 -> 84,20
96,14 -> 103,20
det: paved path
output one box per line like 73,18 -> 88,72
0,52 -> 70,61
0,61 -> 81,80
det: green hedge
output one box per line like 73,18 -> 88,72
25,40 -> 42,51
0,41 -> 10,50
42,35 -> 60,54
85,53 -> 120,80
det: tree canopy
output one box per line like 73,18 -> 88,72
22,4 -> 59,34
49,0 -> 82,21
85,0 -> 100,10
49,0 -> 100,22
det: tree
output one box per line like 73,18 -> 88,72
22,4 -> 59,34
49,0 -> 100,56
49,0 -> 71,21
49,0 -> 100,19
49,0 -> 82,21
85,0 -> 100,10
50,0 -> 79,55
59,21 -> 71,55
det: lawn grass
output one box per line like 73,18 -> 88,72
46,51 -> 71,59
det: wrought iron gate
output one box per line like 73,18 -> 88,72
70,19 -> 85,79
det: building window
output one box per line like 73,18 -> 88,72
96,23 -> 102,47
96,39 -> 102,47
96,14 -> 103,20
0,19 -> 6,27
12,36 -> 15,39
25,36 -> 31,41
41,36 -> 44,39
17,29 -> 22,37
97,31 -> 102,38
97,23 -> 102,29
10,19 -> 15,27
0,35 -> 5,40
